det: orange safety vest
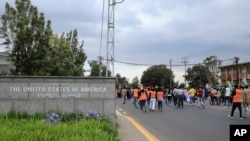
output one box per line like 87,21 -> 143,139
133,89 -> 138,98
139,92 -> 147,101
157,91 -> 164,100
150,91 -> 156,98
233,89 -> 242,103
210,88 -> 214,96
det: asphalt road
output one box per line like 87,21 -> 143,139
116,98 -> 250,141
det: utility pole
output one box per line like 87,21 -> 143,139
182,56 -> 189,87
234,57 -> 240,85
106,0 -> 125,77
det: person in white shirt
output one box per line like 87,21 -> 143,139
224,86 -> 231,108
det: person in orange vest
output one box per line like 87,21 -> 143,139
149,87 -> 157,112
138,88 -> 148,112
228,84 -> 243,119
157,88 -> 164,111
132,87 -> 139,108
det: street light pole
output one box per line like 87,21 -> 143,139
182,56 -> 189,87
234,57 -> 240,85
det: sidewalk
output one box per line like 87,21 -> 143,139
116,109 -> 149,141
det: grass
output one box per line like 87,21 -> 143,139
0,111 -> 118,141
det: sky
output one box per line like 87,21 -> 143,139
1,0 -> 250,84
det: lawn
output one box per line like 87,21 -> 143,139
0,111 -> 118,141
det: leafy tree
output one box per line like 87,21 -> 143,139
0,0 -> 87,76
66,29 -> 87,76
185,64 -> 209,88
130,76 -> 139,88
88,60 -> 111,77
179,82 -> 186,88
88,60 -> 100,76
115,73 -> 129,89
47,35 -> 77,76
1,0 -> 53,75
141,65 -> 174,88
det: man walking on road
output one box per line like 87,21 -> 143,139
188,86 -> 196,106
149,87 -> 157,112
224,85 -> 231,108
122,87 -> 127,104
242,85 -> 250,118
197,86 -> 205,108
138,88 -> 148,112
132,87 -> 139,108
176,87 -> 184,108
228,84 -> 243,119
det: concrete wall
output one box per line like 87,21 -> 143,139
0,76 -> 116,123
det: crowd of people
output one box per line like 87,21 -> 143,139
116,84 -> 250,119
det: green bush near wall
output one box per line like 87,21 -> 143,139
0,111 -> 118,141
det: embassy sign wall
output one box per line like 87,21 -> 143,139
0,76 -> 116,122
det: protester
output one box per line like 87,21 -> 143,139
167,89 -> 172,105
116,88 -> 121,98
132,87 -> 139,108
172,86 -> 178,107
176,87 -> 184,108
242,85 -> 250,118
197,86 -> 205,108
126,88 -> 132,100
228,84 -> 243,119
138,88 -> 148,112
148,87 -> 157,112
157,88 -> 164,111
121,87 -> 127,104
210,87 -> 220,105
188,86 -> 196,106
164,88 -> 168,104
224,85 -> 231,108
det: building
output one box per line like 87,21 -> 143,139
220,61 -> 250,87
0,52 -> 14,75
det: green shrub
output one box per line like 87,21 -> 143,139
0,111 -> 118,141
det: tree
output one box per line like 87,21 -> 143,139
130,76 -> 139,88
88,59 -> 111,77
185,64 -> 209,88
141,65 -> 174,88
0,0 -> 87,76
88,60 -> 100,76
47,35 -> 78,76
1,0 -> 53,75
66,29 -> 87,76
115,73 -> 129,89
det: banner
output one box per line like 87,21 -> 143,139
228,81 -> 233,90
243,78 -> 248,86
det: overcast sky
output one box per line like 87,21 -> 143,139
1,0 -> 250,84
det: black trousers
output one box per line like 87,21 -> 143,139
230,102 -> 242,118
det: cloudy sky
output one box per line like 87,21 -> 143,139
1,0 -> 250,83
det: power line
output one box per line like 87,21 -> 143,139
187,35 -> 250,59
108,35 -> 250,68
98,0 -> 106,57
112,59 -> 198,67
111,57 -> 237,68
